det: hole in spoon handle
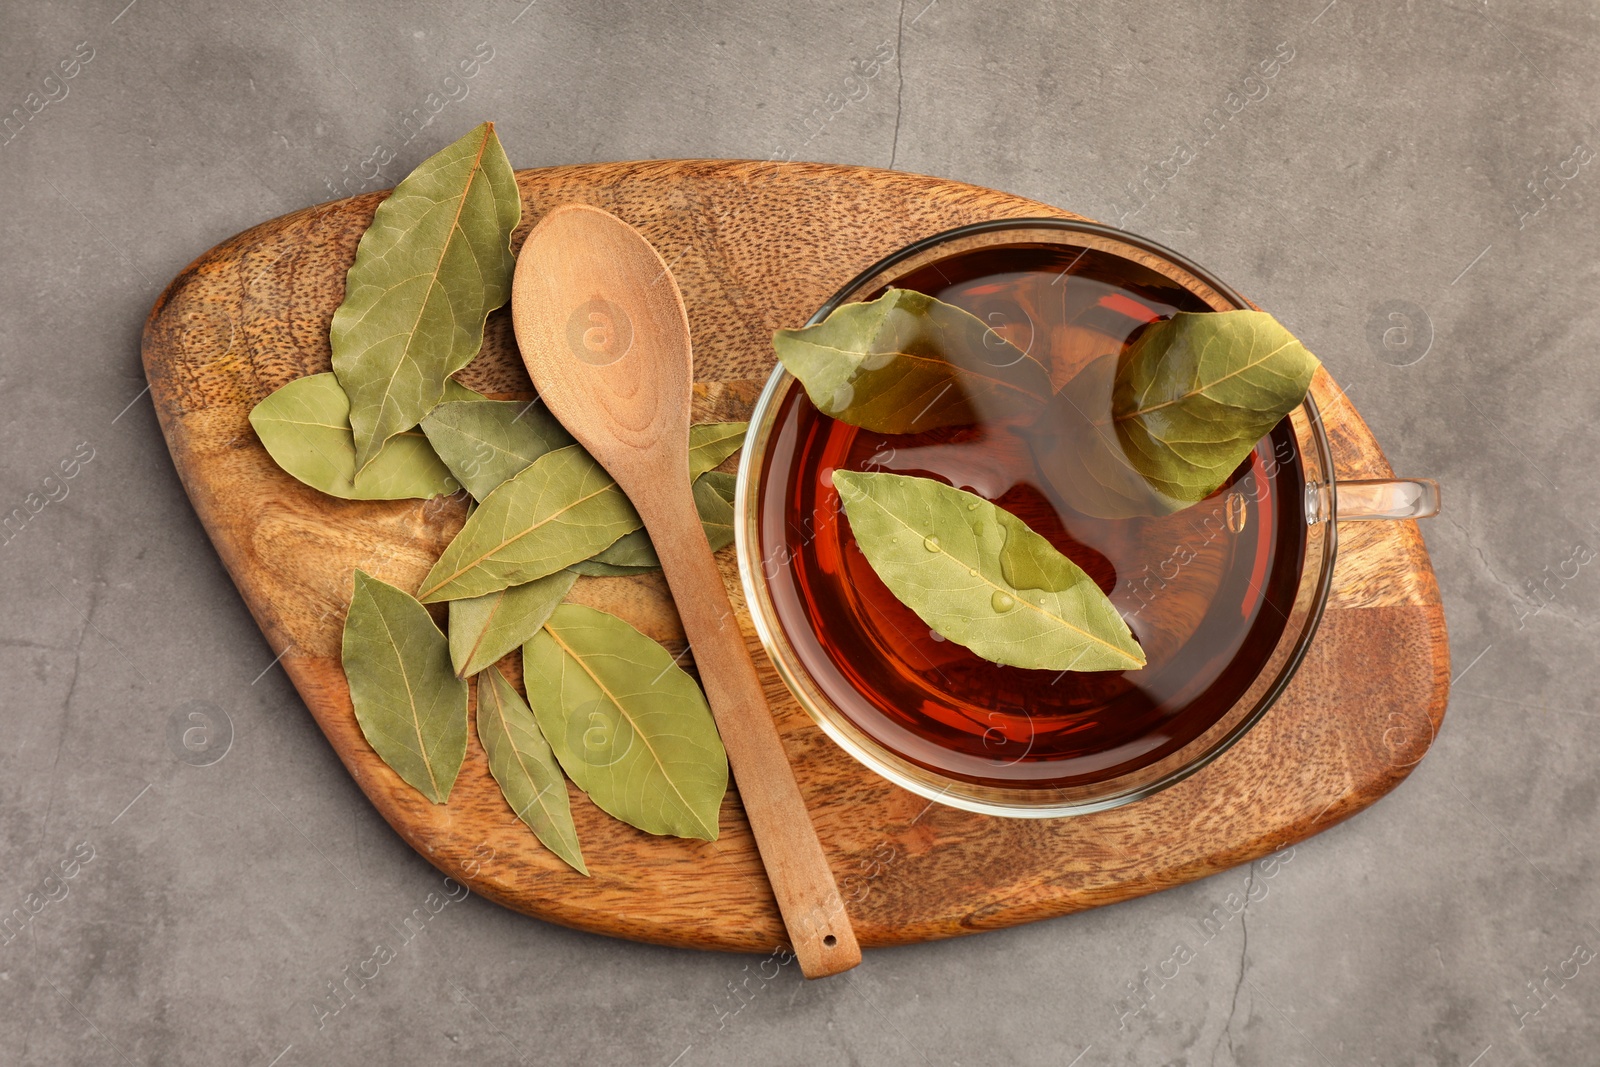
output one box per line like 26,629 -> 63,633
639,500 -> 861,978
784,886 -> 861,977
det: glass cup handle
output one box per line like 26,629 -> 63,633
1307,478 -> 1440,523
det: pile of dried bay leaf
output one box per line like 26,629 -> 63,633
250,122 -> 736,875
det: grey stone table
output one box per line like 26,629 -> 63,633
1,0 -> 1592,1063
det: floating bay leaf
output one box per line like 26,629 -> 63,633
1031,355 -> 1176,520
249,373 -> 462,500
332,121 -> 521,471
523,604 -> 728,840
476,666 -> 587,875
417,445 -> 638,603
1035,310 -> 1319,518
449,569 -> 577,677
773,288 -> 1052,434
1112,310 -> 1318,501
342,570 -> 469,802
422,398 -> 575,500
832,470 -> 1144,672
576,470 -> 739,571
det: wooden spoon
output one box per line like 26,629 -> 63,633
510,204 -> 862,978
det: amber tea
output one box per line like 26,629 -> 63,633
757,244 -> 1307,789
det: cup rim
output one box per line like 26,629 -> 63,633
735,216 -> 1339,818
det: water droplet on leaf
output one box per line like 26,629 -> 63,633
991,591 -> 1015,613
923,535 -> 941,552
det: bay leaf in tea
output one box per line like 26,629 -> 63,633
1112,309 -> 1318,500
774,288 -> 1053,434
1035,309 -> 1319,518
832,470 -> 1145,672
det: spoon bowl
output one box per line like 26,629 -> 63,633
509,204 -> 694,482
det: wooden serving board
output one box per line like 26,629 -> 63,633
142,160 -> 1449,953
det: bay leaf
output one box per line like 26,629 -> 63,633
418,445 -> 639,603
772,288 -> 1053,434
522,604 -> 728,840
831,470 -> 1145,672
685,422 -> 748,479
476,666 -> 587,875
449,569 -> 577,677
566,557 -> 657,578
1035,310 -> 1318,518
332,121 -> 521,472
422,398 -> 575,500
342,570 -> 469,802
570,423 -> 744,571
693,470 -> 738,553
490,420 -> 750,574
1111,310 -> 1318,501
1030,355 -> 1177,520
579,528 -> 660,571
576,470 -> 739,571
424,422 -> 748,594
440,379 -> 489,403
249,372 -> 461,500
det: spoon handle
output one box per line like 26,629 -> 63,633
636,484 -> 862,978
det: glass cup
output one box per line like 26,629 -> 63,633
736,218 -> 1439,819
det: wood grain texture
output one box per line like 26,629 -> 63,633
141,159 -> 1450,954
510,204 -> 860,976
